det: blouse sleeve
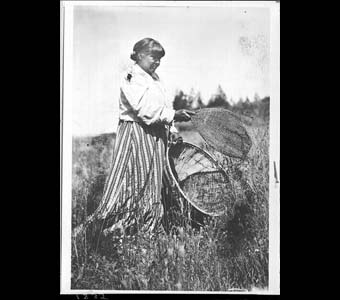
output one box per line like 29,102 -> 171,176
120,73 -> 175,126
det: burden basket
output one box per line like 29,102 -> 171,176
166,142 -> 235,217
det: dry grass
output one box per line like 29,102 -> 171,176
71,122 -> 269,291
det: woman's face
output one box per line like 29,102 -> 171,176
137,52 -> 161,75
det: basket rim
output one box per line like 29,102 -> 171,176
166,141 -> 228,217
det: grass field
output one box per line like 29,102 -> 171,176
71,120 -> 269,291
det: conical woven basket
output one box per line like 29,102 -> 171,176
191,108 -> 252,159
166,142 -> 235,217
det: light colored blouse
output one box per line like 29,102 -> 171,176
119,63 -> 177,133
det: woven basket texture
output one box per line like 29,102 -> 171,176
191,108 -> 252,159
166,142 -> 235,216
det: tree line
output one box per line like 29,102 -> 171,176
172,85 -> 269,123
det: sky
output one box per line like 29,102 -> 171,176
70,3 -> 271,136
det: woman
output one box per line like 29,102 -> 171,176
92,38 -> 194,236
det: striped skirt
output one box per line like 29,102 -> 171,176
94,120 -> 168,234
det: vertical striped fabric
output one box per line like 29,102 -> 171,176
94,120 -> 168,234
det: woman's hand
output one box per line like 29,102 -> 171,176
170,132 -> 183,144
174,109 -> 196,122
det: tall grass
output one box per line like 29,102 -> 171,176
71,123 -> 269,291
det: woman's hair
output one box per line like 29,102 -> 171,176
130,38 -> 165,61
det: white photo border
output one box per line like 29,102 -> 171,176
60,0 -> 280,295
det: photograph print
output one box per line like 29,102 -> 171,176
61,0 -> 280,294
